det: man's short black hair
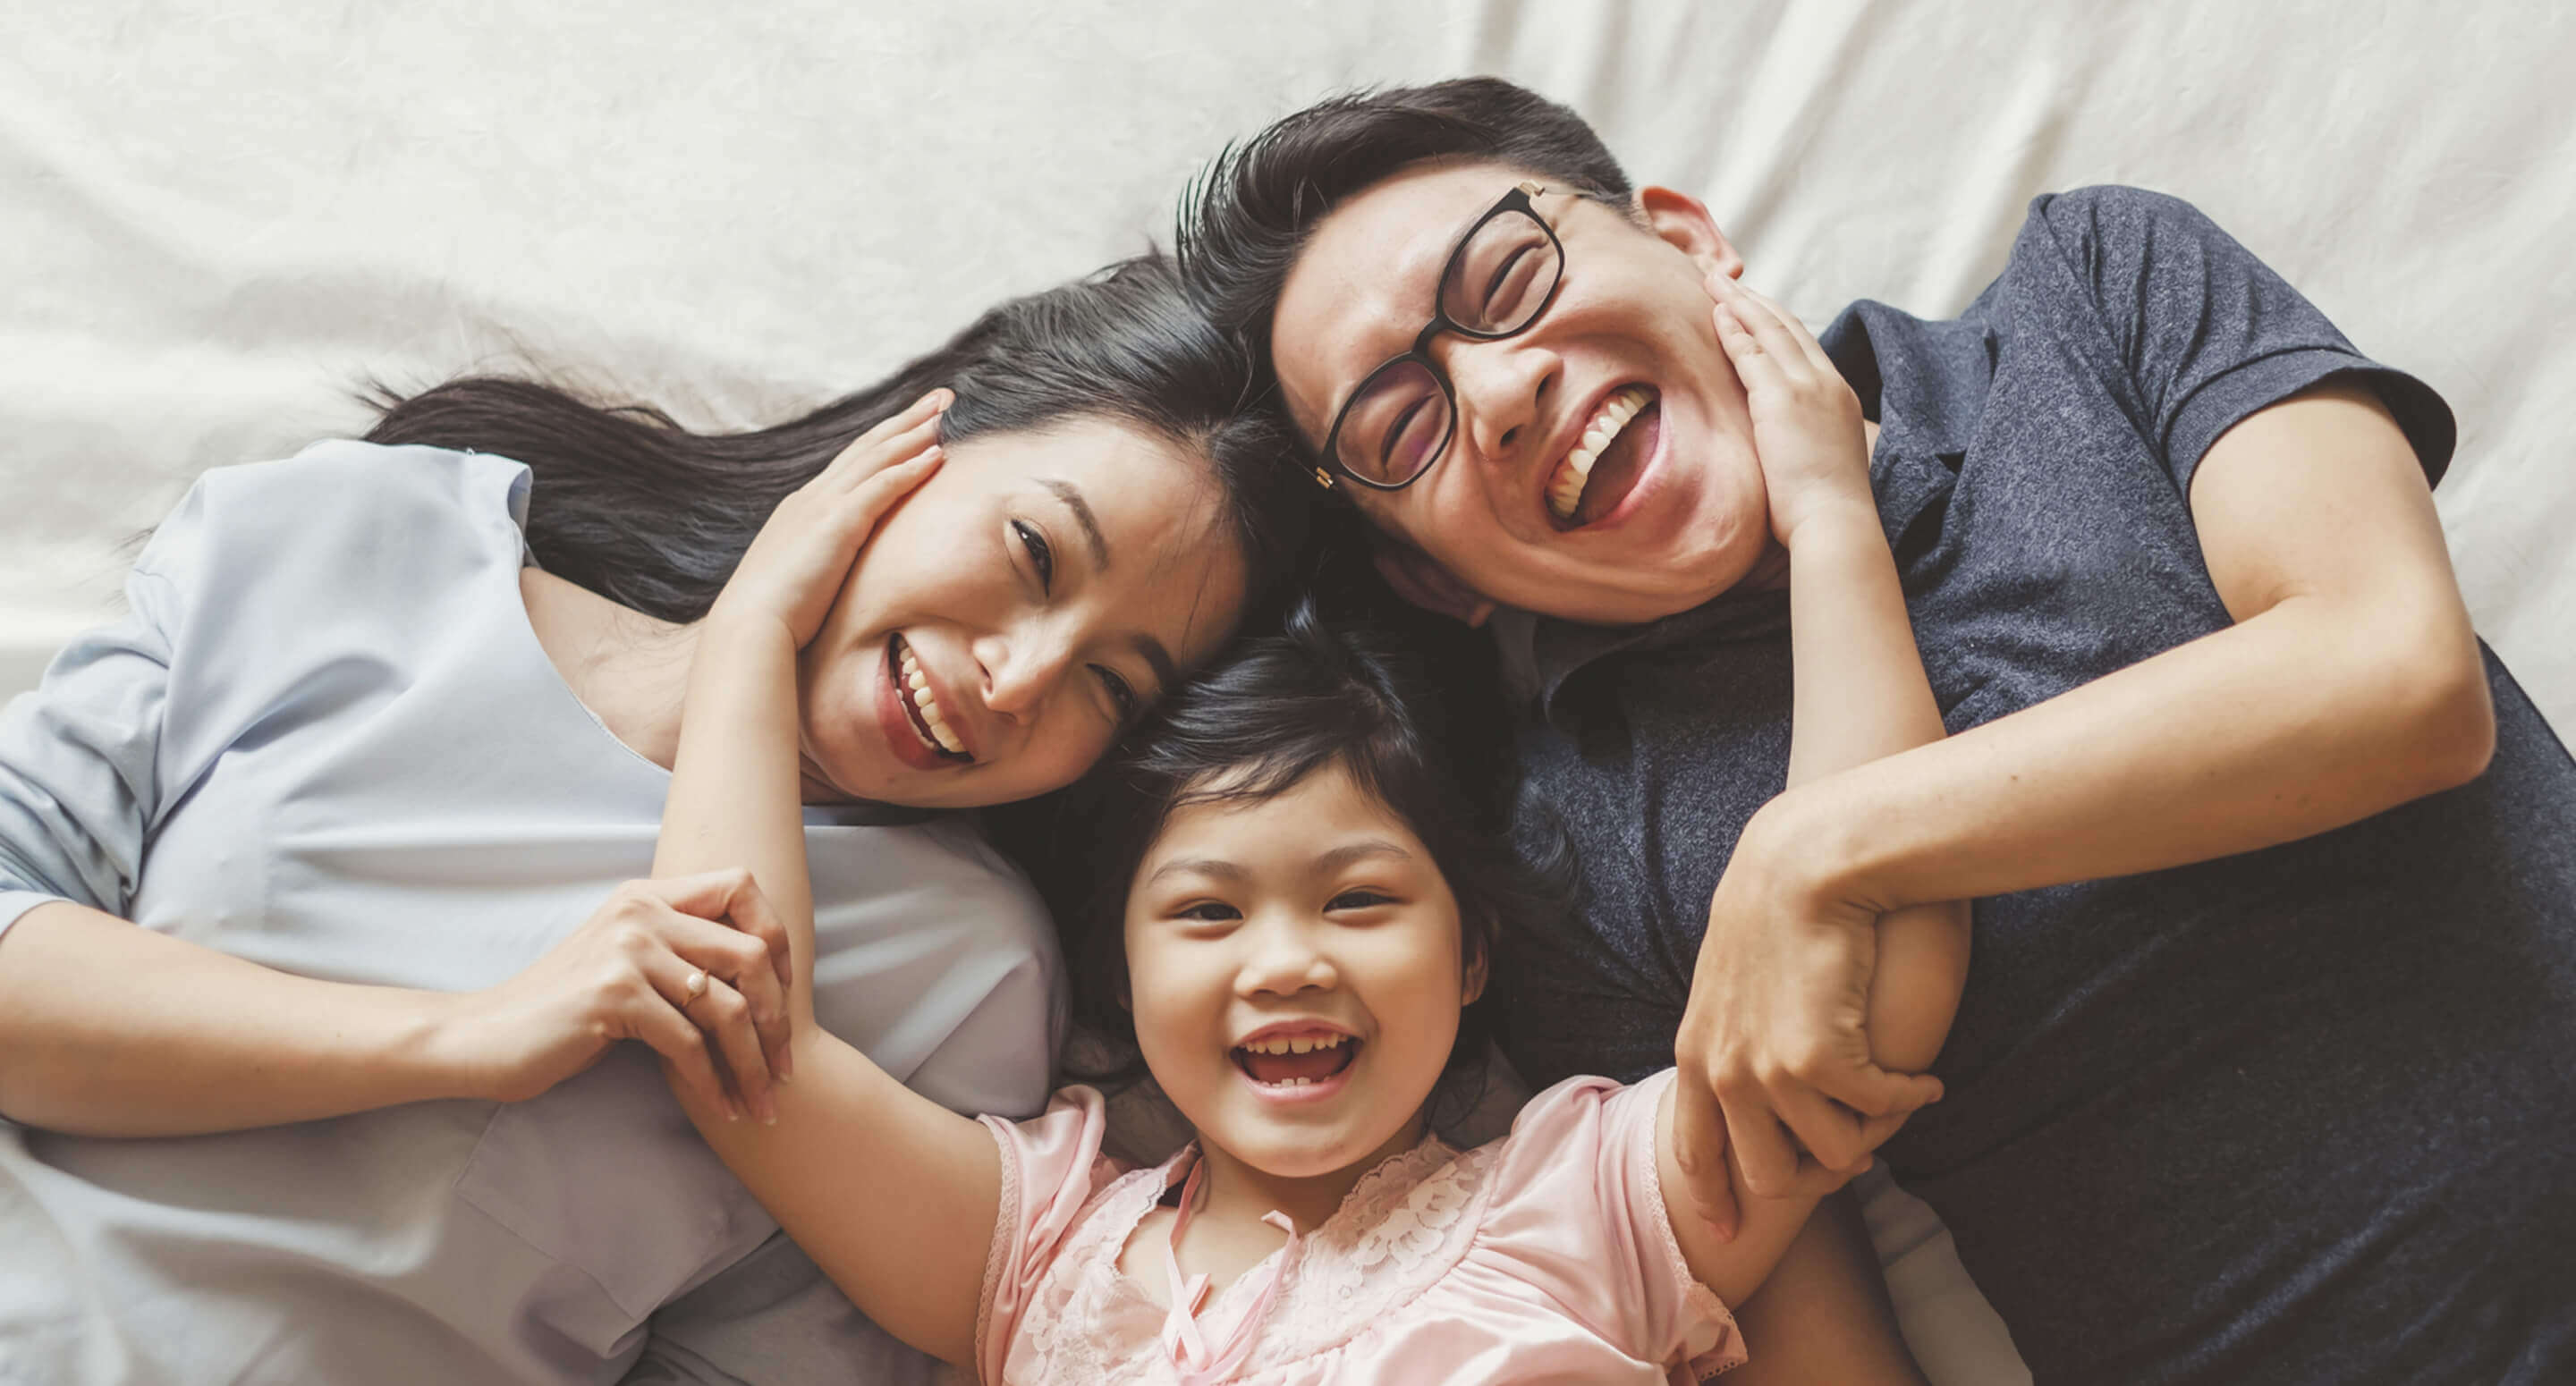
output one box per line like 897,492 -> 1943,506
1176,76 -> 1632,440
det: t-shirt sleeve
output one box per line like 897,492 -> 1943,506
2025,185 -> 2456,494
974,1086 -> 1120,1385
1484,1072 -> 1749,1379
0,461 -> 235,940
0,566 -> 182,939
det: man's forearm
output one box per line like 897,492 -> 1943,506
1790,586 -> 2494,915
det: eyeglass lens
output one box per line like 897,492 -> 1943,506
1334,207 -> 1561,487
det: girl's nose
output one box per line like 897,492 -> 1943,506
1235,916 -> 1339,997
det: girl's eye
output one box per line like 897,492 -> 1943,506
1094,665 -> 1140,724
1013,520 -> 1054,593
1327,889 -> 1395,912
1175,900 -> 1241,923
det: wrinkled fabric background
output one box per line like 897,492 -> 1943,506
5,4 -> 2571,1382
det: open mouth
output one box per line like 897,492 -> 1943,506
1231,1032 -> 1361,1090
887,633 -> 970,762
1546,385 -> 1659,528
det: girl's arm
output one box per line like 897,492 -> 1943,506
649,392 -> 996,1370
1656,280 -> 1965,1324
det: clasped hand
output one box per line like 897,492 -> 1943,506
1668,275 -> 1943,1237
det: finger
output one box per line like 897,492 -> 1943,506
1732,283 -> 1840,376
1719,1085 -> 1807,1200
845,445 -> 945,520
635,993 -> 743,1123
709,870 -> 796,998
643,869 -> 766,924
1810,1061 -> 1945,1122
667,915 -> 792,1079
1771,1080 -> 1873,1174
1857,1109 -> 1911,1151
1723,290 -> 1816,379
1714,307 -> 1787,389
684,973 -> 776,1123
822,412 -> 946,488
1670,1072 -> 1741,1240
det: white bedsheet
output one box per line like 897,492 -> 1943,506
6,3 -> 2572,1382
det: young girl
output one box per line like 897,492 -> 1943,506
646,285 -> 1966,1382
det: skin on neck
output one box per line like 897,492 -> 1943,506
520,568 -> 697,771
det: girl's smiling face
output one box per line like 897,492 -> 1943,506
1122,759 -> 1484,1180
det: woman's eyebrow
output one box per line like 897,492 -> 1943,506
1038,478 -> 1110,570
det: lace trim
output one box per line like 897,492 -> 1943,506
1004,1148 -> 1198,1384
1633,1074 -> 1748,1380
972,1115 -> 1019,1373
1234,1137 -> 1498,1370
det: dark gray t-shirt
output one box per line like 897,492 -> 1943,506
1497,187 -> 2575,1385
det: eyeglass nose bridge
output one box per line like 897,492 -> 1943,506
1313,181 -> 1564,493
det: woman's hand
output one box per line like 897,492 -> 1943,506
707,388 -> 951,647
436,868 -> 797,1122
1707,273 -> 1876,548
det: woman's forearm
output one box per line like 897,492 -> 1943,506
0,900 -> 470,1135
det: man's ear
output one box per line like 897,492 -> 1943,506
1369,532 -> 1497,629
1639,185 -> 1742,283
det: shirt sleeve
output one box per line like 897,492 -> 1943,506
0,543 -> 191,942
974,1086 -> 1118,1386
2025,185 -> 2456,494
1483,1072 -> 1749,1380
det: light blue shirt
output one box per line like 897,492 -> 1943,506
0,443 -> 1061,1385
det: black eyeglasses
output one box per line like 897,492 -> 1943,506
1312,182 -> 1567,492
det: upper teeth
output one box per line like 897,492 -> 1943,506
1546,385 -> 1653,521
1241,1034 -> 1347,1055
897,642 -> 967,756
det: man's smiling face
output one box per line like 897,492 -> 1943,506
1271,159 -> 1775,627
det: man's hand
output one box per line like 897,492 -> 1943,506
1671,801 -> 1945,1236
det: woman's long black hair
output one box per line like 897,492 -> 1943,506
1060,593 -> 1579,1116
365,253 -> 1309,625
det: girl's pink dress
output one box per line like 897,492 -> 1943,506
973,1070 -> 1746,1384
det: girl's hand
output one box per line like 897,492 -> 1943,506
1707,274 -> 1876,548
708,388 -> 951,647
436,869 -> 797,1122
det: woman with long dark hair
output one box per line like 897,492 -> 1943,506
0,256 -> 1308,1384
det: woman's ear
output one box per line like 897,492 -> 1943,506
1639,185 -> 1743,283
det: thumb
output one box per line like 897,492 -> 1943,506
1670,1073 -> 1741,1240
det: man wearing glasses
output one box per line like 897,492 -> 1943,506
1180,79 -> 2575,1384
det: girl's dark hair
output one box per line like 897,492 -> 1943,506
1176,77 -> 1631,409
366,253 -> 1310,624
1062,594 -> 1577,1118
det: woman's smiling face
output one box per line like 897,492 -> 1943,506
1122,760 -> 1482,1180
792,416 -> 1249,809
